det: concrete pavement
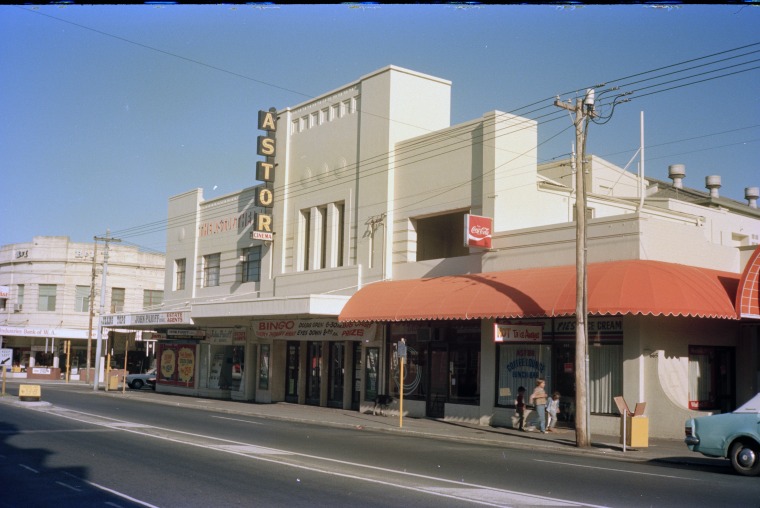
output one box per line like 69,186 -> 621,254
0,380 -> 724,469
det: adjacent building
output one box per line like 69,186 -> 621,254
0,236 -> 165,379
105,66 -> 760,438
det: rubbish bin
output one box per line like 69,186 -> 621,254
620,415 -> 649,448
108,375 -> 120,390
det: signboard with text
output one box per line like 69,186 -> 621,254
464,214 -> 493,249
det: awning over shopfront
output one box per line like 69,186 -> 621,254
737,245 -> 760,319
339,260 -> 740,323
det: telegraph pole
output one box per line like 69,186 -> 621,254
86,239 -> 98,384
554,90 -> 594,448
93,230 -> 121,391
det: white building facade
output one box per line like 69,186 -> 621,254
108,66 -> 760,438
0,236 -> 165,380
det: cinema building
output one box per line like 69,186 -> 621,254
106,66 -> 760,438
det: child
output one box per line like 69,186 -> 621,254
546,391 -> 561,432
515,386 -> 526,431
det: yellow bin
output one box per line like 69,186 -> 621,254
620,415 -> 649,448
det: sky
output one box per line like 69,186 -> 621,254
1,4 -> 759,253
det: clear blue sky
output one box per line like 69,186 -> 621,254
1,4 -> 758,253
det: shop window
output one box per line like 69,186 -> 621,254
689,346 -> 736,412
259,344 -> 270,390
415,211 -> 469,262
203,253 -> 221,287
143,289 -> 163,309
111,287 -> 125,313
496,344 -> 552,407
175,258 -> 186,291
38,284 -> 57,312
589,344 -> 622,414
75,285 -> 90,313
242,246 -> 262,283
364,347 -> 379,402
449,336 -> 480,404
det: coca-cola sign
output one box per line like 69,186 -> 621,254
464,214 -> 493,249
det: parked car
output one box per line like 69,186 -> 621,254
685,393 -> 760,476
126,369 -> 156,390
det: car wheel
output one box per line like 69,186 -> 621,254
131,379 -> 144,390
729,440 -> 760,476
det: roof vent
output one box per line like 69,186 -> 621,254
746,186 -> 759,209
668,164 -> 686,189
705,175 -> 721,198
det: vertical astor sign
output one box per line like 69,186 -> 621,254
253,109 -> 276,242
464,214 -> 493,249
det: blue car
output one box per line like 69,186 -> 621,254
685,393 -> 760,476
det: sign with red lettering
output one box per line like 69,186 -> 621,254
464,214 -> 493,249
253,319 -> 376,340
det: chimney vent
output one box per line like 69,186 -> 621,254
668,164 -> 686,189
746,186 -> 759,208
705,175 -> 721,198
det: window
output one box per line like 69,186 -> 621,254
301,209 -> 311,271
75,285 -> 90,313
38,284 -> 57,312
497,344 -> 553,407
143,290 -> 163,309
689,346 -> 736,412
175,258 -> 186,291
242,246 -> 262,283
330,104 -> 339,121
319,206 -> 327,269
111,287 -> 125,313
203,253 -> 221,287
415,211 -> 469,261
336,202 -> 345,267
17,284 -> 24,309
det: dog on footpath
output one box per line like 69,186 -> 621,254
372,394 -> 395,416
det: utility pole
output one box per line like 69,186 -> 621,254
93,230 -> 121,391
86,239 -> 98,385
554,90 -> 595,448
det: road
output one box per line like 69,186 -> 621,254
2,383 -> 759,507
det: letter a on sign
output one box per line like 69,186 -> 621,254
258,110 -> 277,132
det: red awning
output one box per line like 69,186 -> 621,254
737,245 -> 760,318
338,260 -> 739,322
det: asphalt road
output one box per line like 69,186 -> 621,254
2,384 -> 759,508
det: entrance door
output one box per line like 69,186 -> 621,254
351,342 -> 362,410
427,344 -> 448,418
306,342 -> 322,406
285,341 -> 299,403
327,342 -> 345,408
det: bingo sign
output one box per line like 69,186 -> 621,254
464,214 -> 493,249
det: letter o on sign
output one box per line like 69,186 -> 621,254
257,187 -> 273,207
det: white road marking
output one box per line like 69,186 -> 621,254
55,481 -> 82,492
211,415 -> 263,425
536,459 -> 700,481
63,472 -> 161,508
35,406 -> 608,507
19,464 -> 38,473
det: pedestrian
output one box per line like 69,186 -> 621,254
546,391 -> 561,432
529,378 -> 548,433
515,386 -> 527,431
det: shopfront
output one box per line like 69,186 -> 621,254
253,318 -> 376,409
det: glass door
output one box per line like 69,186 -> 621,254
285,341 -> 299,403
306,342 -> 322,406
427,344 -> 448,418
327,342 -> 345,408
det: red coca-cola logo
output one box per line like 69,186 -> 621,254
470,225 -> 491,237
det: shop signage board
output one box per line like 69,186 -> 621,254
253,319 -> 376,340
1,348 -> 11,372
464,214 -> 493,249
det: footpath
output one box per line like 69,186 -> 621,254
0,379 -> 723,469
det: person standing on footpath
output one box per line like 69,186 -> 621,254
515,386 -> 527,431
529,378 -> 548,433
